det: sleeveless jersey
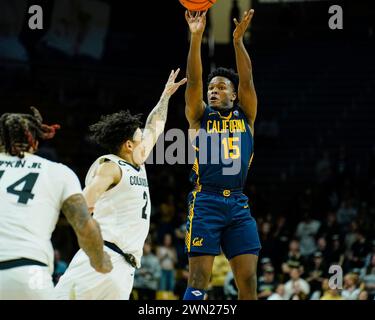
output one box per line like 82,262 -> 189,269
85,154 -> 151,268
0,152 -> 82,272
190,105 -> 254,189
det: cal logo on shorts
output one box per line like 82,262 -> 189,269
192,237 -> 204,247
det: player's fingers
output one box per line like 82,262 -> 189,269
173,68 -> 181,80
168,69 -> 174,80
233,18 -> 239,26
177,78 -> 188,86
248,9 -> 254,21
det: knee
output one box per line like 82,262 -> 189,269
189,269 -> 211,289
237,271 -> 257,292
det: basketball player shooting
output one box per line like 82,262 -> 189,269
54,69 -> 186,300
183,9 -> 261,300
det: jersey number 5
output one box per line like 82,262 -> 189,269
0,171 -> 39,204
222,137 -> 240,160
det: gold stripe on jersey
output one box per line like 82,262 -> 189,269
248,153 -> 254,169
186,159 -> 201,252
217,111 -> 232,120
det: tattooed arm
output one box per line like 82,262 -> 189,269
133,69 -> 187,165
62,194 -> 113,273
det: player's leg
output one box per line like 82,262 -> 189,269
221,194 -> 261,300
229,253 -> 258,300
184,254 -> 215,300
184,191 -> 225,300
55,248 -> 134,300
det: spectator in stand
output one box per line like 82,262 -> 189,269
133,242 -> 161,300
358,290 -> 369,300
157,233 -> 177,293
316,236 -> 330,262
347,230 -> 370,270
360,254 -> 375,299
155,201 -> 177,245
341,273 -> 361,300
344,221 -> 360,256
281,240 -> 305,279
258,266 -> 278,300
295,212 -> 321,257
174,219 -> 188,269
283,264 -> 310,300
174,265 -> 189,300
320,279 -> 343,300
317,211 -> 341,241
362,240 -> 375,271
258,257 -> 273,277
259,221 -> 276,263
337,199 -> 358,233
273,215 -> 291,251
267,284 -> 285,300
327,234 -> 345,267
208,252 -> 231,300
306,251 -> 327,298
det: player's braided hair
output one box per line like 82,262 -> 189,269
89,110 -> 143,154
207,67 -> 239,92
0,107 -> 60,158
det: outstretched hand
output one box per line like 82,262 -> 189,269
163,68 -> 187,97
185,10 -> 207,35
233,9 -> 255,43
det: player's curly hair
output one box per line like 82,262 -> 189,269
207,67 -> 239,92
89,110 -> 143,154
0,107 -> 60,158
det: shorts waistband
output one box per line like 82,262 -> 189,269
195,185 -> 243,197
104,241 -> 137,268
0,258 -> 47,270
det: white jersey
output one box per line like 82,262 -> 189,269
0,152 -> 82,272
85,154 -> 151,268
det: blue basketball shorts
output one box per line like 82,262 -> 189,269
185,190 -> 261,260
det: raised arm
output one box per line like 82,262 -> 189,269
233,9 -> 257,129
185,10 -> 207,129
62,194 -> 113,273
133,69 -> 186,165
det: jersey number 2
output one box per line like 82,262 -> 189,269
142,191 -> 148,220
0,171 -> 39,204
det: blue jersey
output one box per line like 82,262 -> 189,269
190,105 -> 254,190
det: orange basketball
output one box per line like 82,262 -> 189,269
179,0 -> 217,12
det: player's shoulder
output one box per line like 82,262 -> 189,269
85,154 -> 126,186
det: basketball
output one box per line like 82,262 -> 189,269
179,0 -> 217,12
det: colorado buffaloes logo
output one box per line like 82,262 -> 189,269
192,237 -> 204,247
